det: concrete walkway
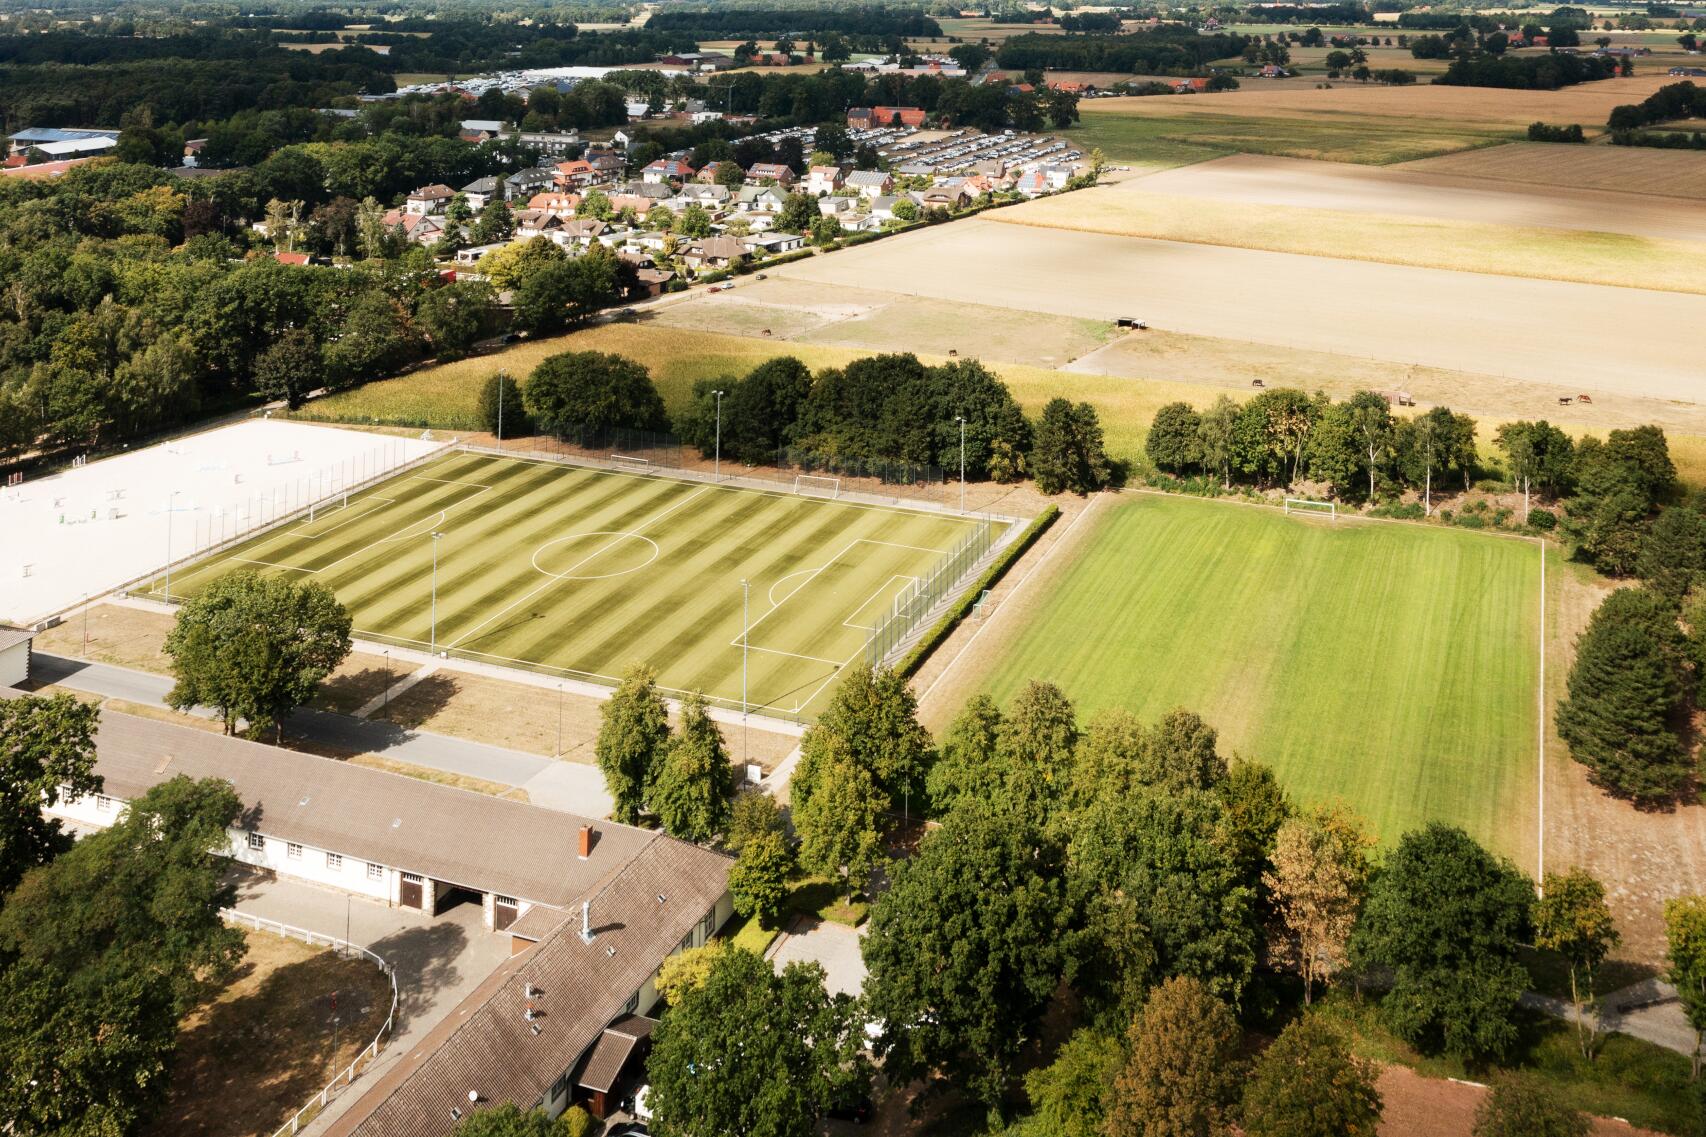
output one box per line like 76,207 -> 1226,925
32,651 -> 613,816
1524,977 -> 1698,1058
226,868 -> 512,1137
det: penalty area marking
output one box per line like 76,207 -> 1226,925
531,532 -> 661,581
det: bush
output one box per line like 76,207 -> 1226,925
523,350 -> 667,438
1454,512 -> 1487,529
1527,121 -> 1587,142
1528,507 -> 1558,531
1369,501 -> 1426,520
476,372 -> 529,438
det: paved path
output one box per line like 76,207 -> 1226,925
767,916 -> 868,999
33,651 -> 613,816
226,869 -> 511,1137
1524,977 -> 1698,1058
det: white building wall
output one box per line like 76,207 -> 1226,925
0,639 -> 29,687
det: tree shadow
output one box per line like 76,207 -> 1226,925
144,943 -> 392,1137
316,664 -> 398,716
367,920 -> 469,1029
378,671 -> 460,730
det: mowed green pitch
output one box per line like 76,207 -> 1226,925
982,495 -> 1541,851
149,452 -> 997,717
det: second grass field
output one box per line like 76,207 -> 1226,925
149,451 -> 1001,718
980,494 -> 1542,853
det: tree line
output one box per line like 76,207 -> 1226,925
1437,49 -> 1619,89
600,670 -> 1638,1137
1608,79 -> 1706,130
500,348 -> 1114,495
646,7 -> 943,39
994,28 -> 1252,74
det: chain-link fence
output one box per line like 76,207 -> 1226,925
863,518 -> 996,666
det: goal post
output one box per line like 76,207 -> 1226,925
794,474 -> 841,499
610,454 -> 653,475
1284,498 -> 1336,520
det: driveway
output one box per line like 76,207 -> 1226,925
225,868 -> 512,1136
768,917 -> 867,998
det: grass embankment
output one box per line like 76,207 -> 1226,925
979,494 -> 1542,856
992,188 -> 1706,296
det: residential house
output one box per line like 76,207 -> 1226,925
848,106 -> 927,128
806,165 -> 845,196
869,194 -> 904,221
406,184 -> 456,215
460,118 -> 507,142
696,160 -> 740,184
586,150 -> 626,182
641,158 -> 695,185
556,218 -> 609,249
273,251 -> 311,266
506,167 -> 559,198
845,169 -> 894,198
1014,169 -> 1053,196
1258,64 -> 1289,78
817,195 -> 855,217
746,162 -> 797,186
741,231 -> 805,256
528,191 -> 582,218
838,211 -> 882,233
846,107 -> 876,129
512,130 -> 582,157
625,100 -> 652,120
734,184 -> 788,215
461,176 -> 503,210
916,184 -> 968,210
454,242 -> 512,267
673,183 -> 731,210
680,237 -> 750,272
383,209 -> 449,244
554,159 -> 600,189
182,138 -> 208,167
513,209 -> 562,240
1175,77 -> 1212,93
619,251 -> 675,297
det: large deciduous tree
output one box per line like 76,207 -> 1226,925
1105,976 -> 1244,1137
164,570 -> 352,739
523,350 -> 668,440
0,776 -> 245,1136
0,693 -> 100,905
647,949 -> 870,1137
594,663 -> 672,825
1265,805 -> 1375,1005
1146,402 -> 1203,474
1241,1014 -> 1382,1137
862,798 -> 1069,1126
1032,398 -> 1111,495
650,692 -> 735,844
1352,824 -> 1533,1064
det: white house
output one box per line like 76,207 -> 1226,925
806,164 -> 845,196
0,626 -> 31,687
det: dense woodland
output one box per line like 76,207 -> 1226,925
994,28 -> 1250,74
647,6 -> 943,39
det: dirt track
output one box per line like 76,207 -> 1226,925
1121,154 -> 1706,242
772,219 -> 1706,404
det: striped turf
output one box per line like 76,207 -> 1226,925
981,494 -> 1542,854
152,452 -> 997,718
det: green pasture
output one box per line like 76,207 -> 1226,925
981,494 -> 1542,853
1067,108 -> 1520,167
147,451 -> 998,718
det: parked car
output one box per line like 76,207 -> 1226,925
828,1097 -> 874,1124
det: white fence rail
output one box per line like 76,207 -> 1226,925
218,909 -> 400,1137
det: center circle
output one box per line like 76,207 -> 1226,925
532,532 -> 660,580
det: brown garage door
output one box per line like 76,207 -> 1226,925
400,872 -> 423,909
493,895 -> 519,931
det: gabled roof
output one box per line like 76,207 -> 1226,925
331,839 -> 730,1137
80,709 -> 652,907
846,170 -> 891,187
409,184 -> 455,200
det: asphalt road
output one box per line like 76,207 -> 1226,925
32,651 -> 613,815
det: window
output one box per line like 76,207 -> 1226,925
700,906 -> 718,942
494,894 -> 517,907
367,862 -> 384,881
622,988 -> 640,1015
95,794 -> 112,812
247,832 -> 265,851
326,852 -> 342,871
287,842 -> 303,859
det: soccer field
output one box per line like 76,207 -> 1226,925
147,451 -> 1002,718
980,495 -> 1542,853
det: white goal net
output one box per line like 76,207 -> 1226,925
1284,498 -> 1336,520
610,454 -> 653,475
794,474 -> 841,499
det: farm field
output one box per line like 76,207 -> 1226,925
973,494 -> 1542,856
145,451 -> 1004,718
769,218 -> 1706,401
1116,153 -> 1706,241
987,165 -> 1706,293
1401,142 -> 1706,200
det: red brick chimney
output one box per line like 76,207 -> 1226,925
577,825 -> 592,860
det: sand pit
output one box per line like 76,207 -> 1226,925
770,219 -> 1706,404
0,420 -> 442,625
1119,153 -> 1706,242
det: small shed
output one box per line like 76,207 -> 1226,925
0,625 -> 33,688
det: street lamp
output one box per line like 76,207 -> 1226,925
955,416 -> 966,515
429,531 -> 445,655
713,390 -> 726,482
164,489 -> 180,602
740,579 -> 750,721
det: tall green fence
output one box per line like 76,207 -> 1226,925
863,518 -> 995,665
